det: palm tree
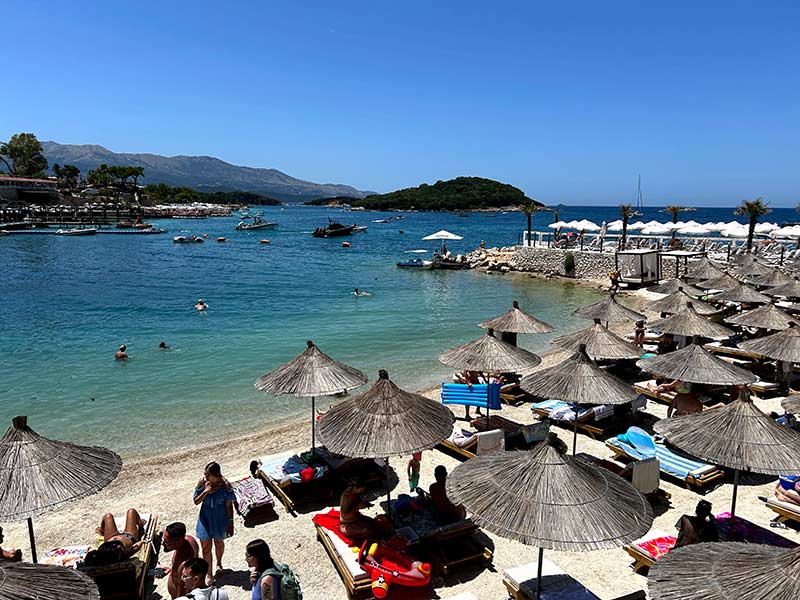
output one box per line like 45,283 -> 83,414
520,200 -> 537,247
734,197 -> 771,253
662,205 -> 696,241
619,203 -> 637,248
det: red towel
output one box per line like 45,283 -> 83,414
312,509 -> 355,546
637,535 -> 677,560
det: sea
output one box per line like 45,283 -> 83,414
1,204 -> 797,456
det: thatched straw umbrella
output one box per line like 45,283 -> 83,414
520,345 -> 639,454
648,542 -> 800,600
712,281 -> 771,305
725,302 -> 800,331
440,328 -> 541,423
447,440 -> 653,600
573,294 -> 645,325
781,393 -> 800,414
479,300 -> 554,346
0,416 -> 122,562
731,256 -> 773,277
255,340 -> 368,458
316,369 -> 454,510
0,562 -> 100,600
636,343 -> 756,386
654,390 -> 800,521
764,277 -> 800,299
649,288 -> 720,317
697,271 -> 740,291
746,268 -> 794,288
550,319 -> 642,361
686,257 -> 725,281
740,324 -> 800,362
648,303 -> 734,339
649,278 -> 706,297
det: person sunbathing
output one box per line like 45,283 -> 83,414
339,479 -> 380,541
429,466 -> 466,524
775,476 -> 800,507
160,522 -> 199,599
674,500 -> 719,548
95,508 -> 146,557
0,527 -> 22,562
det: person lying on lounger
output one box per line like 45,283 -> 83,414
85,508 -> 146,566
775,476 -> 800,507
674,500 -> 719,549
340,478 -> 386,541
0,527 -> 22,562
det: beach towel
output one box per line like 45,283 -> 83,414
635,535 -> 677,561
312,509 -> 355,546
41,545 -> 92,569
449,427 -> 476,447
259,453 -> 327,484
475,429 -> 505,455
231,476 -> 273,517
715,512 -> 798,548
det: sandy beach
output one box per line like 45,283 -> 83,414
5,286 -> 799,600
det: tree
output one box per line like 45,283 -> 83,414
520,200 -> 537,247
619,203 -> 637,248
734,197 -> 771,253
53,163 -> 81,193
0,133 -> 48,177
86,164 -> 112,189
662,205 -> 696,241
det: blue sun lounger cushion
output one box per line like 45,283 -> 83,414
441,383 -> 501,410
609,427 -> 717,481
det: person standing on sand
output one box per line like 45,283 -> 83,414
115,344 -> 128,360
193,462 -> 234,585
159,522 -> 199,599
407,452 -> 422,492
245,539 -> 278,600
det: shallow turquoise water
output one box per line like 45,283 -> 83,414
0,207 -> 609,455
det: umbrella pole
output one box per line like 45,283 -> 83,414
728,468 -> 740,539
385,458 -> 391,519
572,405 -> 579,456
311,396 -> 316,462
485,375 -> 490,429
535,546 -> 544,600
28,517 -> 38,563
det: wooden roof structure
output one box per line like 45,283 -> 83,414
697,271 -> 740,291
649,278 -> 706,297
739,324 -> 800,362
0,562 -> 100,600
725,302 -> 800,331
649,288 -> 721,317
764,278 -> 800,299
712,281 -> 772,305
573,294 -> 645,324
745,268 -> 794,288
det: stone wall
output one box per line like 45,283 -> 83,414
510,246 -> 616,278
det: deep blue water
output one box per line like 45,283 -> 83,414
0,204 -> 793,455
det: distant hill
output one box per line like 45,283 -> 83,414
350,177 -> 541,211
41,141 -> 370,203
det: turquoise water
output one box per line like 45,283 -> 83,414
11,204 -> 766,456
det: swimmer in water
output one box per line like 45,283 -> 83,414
353,288 -> 370,297
115,345 -> 128,360
195,299 -> 207,311
158,341 -> 169,350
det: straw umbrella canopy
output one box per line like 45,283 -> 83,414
255,340 -> 368,457
648,542 -> 800,600
550,319 -> 642,361
731,256 -> 773,277
573,294 -> 645,325
697,271 -> 740,291
712,282 -> 771,305
648,303 -> 734,339
739,324 -> 800,362
649,288 -> 720,317
636,344 -> 756,387
0,562 -> 100,600
781,394 -> 800,414
479,300 -> 554,346
316,369 -> 454,459
446,440 -> 653,600
520,345 -> 639,454
764,278 -> 800,299
0,416 -> 122,563
439,328 -> 542,374
745,268 -> 793,288
725,302 -> 800,331
649,278 -> 706,297
686,258 -> 725,280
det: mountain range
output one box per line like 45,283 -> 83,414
41,141 -> 370,202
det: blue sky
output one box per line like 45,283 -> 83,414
3,1 -> 799,206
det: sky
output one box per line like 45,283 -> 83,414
3,1 -> 799,206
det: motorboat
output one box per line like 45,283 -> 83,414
236,216 -> 278,231
56,227 -> 97,236
432,256 -> 468,270
312,219 -> 357,238
353,225 -> 368,232
373,218 -> 389,223
396,258 -> 433,269
173,235 -> 204,243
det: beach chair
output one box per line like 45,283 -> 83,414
622,528 -> 676,573
76,512 -> 159,600
312,509 -> 372,599
503,558 -> 646,599
253,451 -> 330,515
470,414 -> 549,450
531,399 -> 620,440
441,382 -> 502,411
764,496 -> 800,526
606,427 -> 724,492
436,426 -> 478,460
475,429 -> 505,455
500,382 -> 529,406
633,380 -> 676,406
231,475 -> 276,524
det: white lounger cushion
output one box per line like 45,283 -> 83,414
312,511 -> 368,581
767,496 -> 800,514
475,429 -> 505,455
504,558 -> 600,599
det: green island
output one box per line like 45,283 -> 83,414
142,183 -> 282,206
305,176 -> 542,211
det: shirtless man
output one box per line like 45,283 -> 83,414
95,508 -> 145,557
161,522 -> 199,598
339,479 -> 378,541
115,344 -> 128,360
0,527 -> 22,562
195,299 -> 207,311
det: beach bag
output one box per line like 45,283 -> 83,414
263,562 -> 302,600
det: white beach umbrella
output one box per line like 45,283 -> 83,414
641,224 -> 672,235
677,224 -> 711,235
682,220 -> 702,228
628,221 -> 646,230
721,225 -> 749,238
771,226 -> 800,239
563,220 -> 581,229
423,229 -> 463,253
607,220 -> 625,231
664,221 -> 685,231
755,222 -> 779,233
643,220 -> 662,228
573,219 -> 600,231
548,221 -> 569,229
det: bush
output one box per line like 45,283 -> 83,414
564,252 -> 576,276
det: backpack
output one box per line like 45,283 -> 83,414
263,562 -> 302,600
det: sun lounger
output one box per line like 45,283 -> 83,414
575,453 -> 668,501
606,427 -> 724,491
531,399 -> 621,440
441,382 -> 502,410
747,377 -> 782,398
500,382 -> 528,406
436,426 -> 479,460
765,496 -> 800,525
312,509 -> 372,599
253,451 -> 330,515
503,558 -> 644,599
41,545 -> 91,568
622,529 -> 676,573
703,341 -> 763,360
77,512 -> 159,600
231,475 -> 274,518
470,415 -> 549,449
475,428 -> 505,455
633,380 -> 676,406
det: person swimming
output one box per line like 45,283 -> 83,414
115,345 -> 128,360
195,299 -> 207,311
158,341 -> 169,350
353,288 -> 370,297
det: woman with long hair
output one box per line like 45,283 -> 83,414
193,461 -> 234,585
245,539 -> 277,600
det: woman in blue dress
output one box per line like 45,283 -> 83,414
193,461 -> 235,585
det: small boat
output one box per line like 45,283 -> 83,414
312,219 -> 357,238
216,237 -> 226,242
358,540 -> 431,598
432,256 -> 468,270
353,225 -> 368,232
259,239 -> 270,244
173,235 -> 204,243
236,216 -> 278,231
396,258 -> 433,269
56,227 -> 97,236
373,219 -> 389,223
342,241 -> 351,247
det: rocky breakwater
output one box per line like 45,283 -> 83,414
466,246 -> 616,279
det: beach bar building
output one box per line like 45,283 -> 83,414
615,248 -> 660,285
0,176 -> 59,206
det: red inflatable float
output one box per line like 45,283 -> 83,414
357,539 -> 430,598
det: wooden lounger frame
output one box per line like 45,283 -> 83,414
314,522 -> 372,599
531,407 -> 615,440
416,519 -> 493,575
605,442 -> 724,492
436,437 -> 478,461
765,498 -> 800,525
623,542 -> 659,574
703,343 -> 763,361
503,568 -> 646,599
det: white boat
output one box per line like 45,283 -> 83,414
373,219 -> 389,223
236,216 -> 278,231
56,227 -> 97,236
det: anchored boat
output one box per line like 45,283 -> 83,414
236,216 -> 278,231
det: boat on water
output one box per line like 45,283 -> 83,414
56,227 -> 97,236
432,256 -> 468,270
353,225 -> 368,232
373,218 -> 389,223
396,258 -> 433,269
312,219 -> 357,238
173,235 -> 204,243
236,216 -> 278,231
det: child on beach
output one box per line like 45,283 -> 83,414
407,452 -> 422,492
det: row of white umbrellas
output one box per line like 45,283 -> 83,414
548,219 -> 783,237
